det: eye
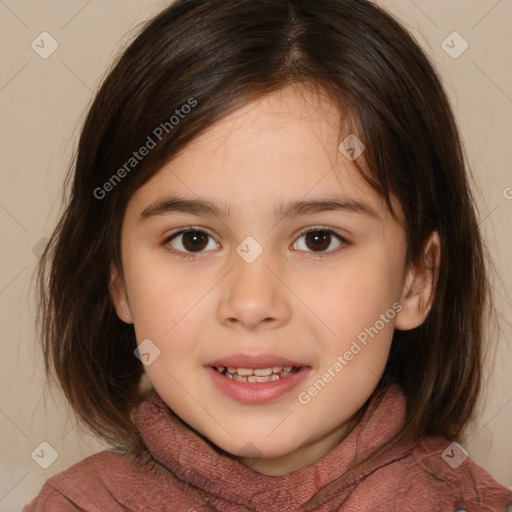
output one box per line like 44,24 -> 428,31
292,227 -> 348,256
163,226 -> 349,260
164,228 -> 219,258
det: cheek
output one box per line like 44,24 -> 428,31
126,258 -> 206,400
310,253 -> 400,367
318,257 -> 399,326
123,251 -> 204,342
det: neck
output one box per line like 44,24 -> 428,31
238,405 -> 367,476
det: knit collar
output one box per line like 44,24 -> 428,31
136,384 -> 410,510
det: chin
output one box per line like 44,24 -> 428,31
220,434 -> 298,461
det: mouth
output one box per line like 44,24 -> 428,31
212,365 -> 300,383
205,354 -> 311,404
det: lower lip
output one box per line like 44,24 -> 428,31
206,366 -> 311,404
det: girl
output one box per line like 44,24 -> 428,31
26,0 -> 512,510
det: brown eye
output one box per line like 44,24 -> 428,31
293,229 -> 345,254
305,231 -> 331,251
182,231 -> 209,251
167,229 -> 219,255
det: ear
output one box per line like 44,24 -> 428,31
109,261 -> 134,324
395,231 -> 441,331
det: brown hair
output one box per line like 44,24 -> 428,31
36,0 -> 495,456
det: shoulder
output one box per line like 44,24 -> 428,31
23,449 -> 156,512
411,436 -> 512,511
348,435 -> 512,512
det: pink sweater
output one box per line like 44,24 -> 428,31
24,385 -> 512,511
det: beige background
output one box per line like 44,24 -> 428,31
0,0 -> 511,509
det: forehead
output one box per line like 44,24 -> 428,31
127,84 -> 395,222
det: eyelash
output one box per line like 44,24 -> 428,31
162,226 -> 350,260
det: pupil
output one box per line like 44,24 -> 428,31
306,231 -> 330,251
181,231 -> 331,253
183,231 -> 208,251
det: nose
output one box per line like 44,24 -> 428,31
217,255 -> 292,332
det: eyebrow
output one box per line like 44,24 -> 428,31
139,195 -> 380,222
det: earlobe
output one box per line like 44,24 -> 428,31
394,231 -> 441,331
109,262 -> 134,324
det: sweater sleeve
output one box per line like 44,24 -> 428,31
23,482 -> 88,512
21,451 -> 139,512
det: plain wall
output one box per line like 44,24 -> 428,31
0,1 -> 511,509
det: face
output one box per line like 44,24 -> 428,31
111,84 -> 436,475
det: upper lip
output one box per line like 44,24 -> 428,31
206,353 -> 308,369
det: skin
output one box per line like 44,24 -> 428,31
111,83 -> 440,476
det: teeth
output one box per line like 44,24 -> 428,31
215,365 -> 299,382
247,374 -> 281,383
236,368 -> 254,376
213,365 -> 296,375
253,368 -> 272,377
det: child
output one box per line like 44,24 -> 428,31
26,0 -> 512,510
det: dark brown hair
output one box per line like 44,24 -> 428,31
37,0 -> 494,456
